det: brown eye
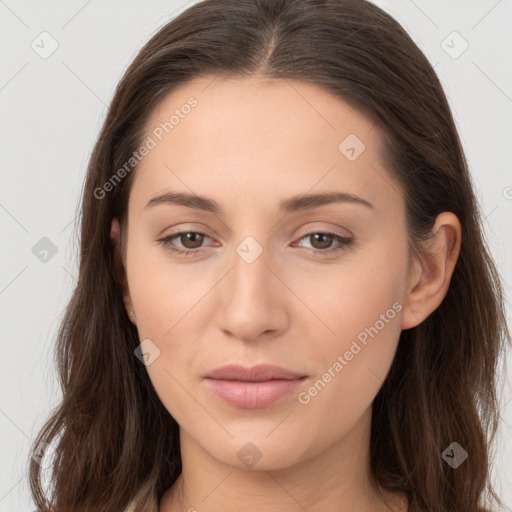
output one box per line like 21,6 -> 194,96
295,231 -> 353,256
178,232 -> 205,249
157,231 -> 212,256
308,233 -> 335,250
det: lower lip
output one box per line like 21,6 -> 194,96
204,377 -> 306,409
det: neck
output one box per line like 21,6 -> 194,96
159,408 -> 407,512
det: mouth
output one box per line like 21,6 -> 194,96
203,364 -> 308,409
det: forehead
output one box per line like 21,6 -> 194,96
129,75 -> 400,216
145,74 -> 378,149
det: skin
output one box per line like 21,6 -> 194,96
110,75 -> 461,512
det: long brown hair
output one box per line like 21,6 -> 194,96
28,1 -> 510,510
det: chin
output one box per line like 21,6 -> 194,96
204,434 -> 310,472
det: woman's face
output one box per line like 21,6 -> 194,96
113,75 -> 420,470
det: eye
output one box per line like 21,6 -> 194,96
157,231 -> 213,257
157,230 -> 354,258
293,231 -> 354,256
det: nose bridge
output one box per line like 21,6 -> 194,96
228,233 -> 272,305
216,231 -> 286,341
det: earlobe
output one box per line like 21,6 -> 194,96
401,212 -> 461,330
110,217 -> 137,325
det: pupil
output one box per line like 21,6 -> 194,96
312,233 -> 332,249
183,232 -> 203,249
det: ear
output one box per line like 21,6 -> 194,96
110,217 -> 137,325
401,212 -> 461,330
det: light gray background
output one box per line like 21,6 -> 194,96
1,1 -> 511,510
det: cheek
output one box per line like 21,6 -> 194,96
125,242 -> 210,419
291,288 -> 402,456
290,240 -> 407,423
125,241 -> 204,339
290,235 -> 407,346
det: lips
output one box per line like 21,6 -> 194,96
205,363 -> 306,381
203,364 -> 307,409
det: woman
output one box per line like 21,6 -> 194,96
28,0 -> 510,511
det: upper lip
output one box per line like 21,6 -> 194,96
204,364 -> 307,382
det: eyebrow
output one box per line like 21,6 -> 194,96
145,190 -> 374,214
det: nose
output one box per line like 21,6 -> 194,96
216,240 -> 289,343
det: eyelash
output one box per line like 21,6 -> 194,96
157,230 -> 354,258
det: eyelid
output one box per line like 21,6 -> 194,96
157,226 -> 354,258
159,224 -> 350,243
296,223 -> 353,238
158,222 -> 213,237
